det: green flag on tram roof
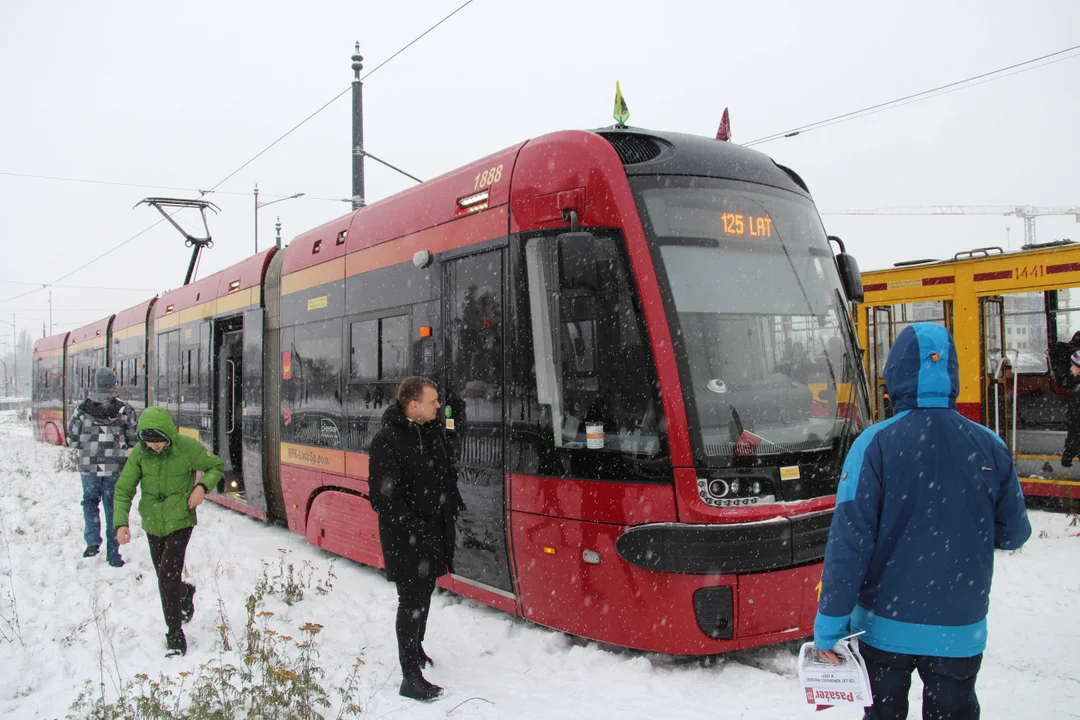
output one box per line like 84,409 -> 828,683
613,81 -> 630,128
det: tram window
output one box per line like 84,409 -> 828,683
281,320 -> 343,448
380,315 -> 409,379
891,301 -> 949,336
350,320 -> 378,378
1000,292 -> 1047,373
1051,288 -> 1080,345
157,330 -> 180,409
524,234 -> 664,459
350,314 -> 409,380
286,320 -> 343,408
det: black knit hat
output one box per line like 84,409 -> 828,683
94,367 -> 117,391
139,428 -> 170,444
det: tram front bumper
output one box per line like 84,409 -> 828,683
613,510 -> 833,575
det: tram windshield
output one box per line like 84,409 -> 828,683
632,176 -> 868,459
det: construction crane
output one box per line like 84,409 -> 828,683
820,205 -> 1080,247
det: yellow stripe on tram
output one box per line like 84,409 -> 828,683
1020,477 -> 1080,487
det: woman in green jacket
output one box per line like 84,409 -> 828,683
114,406 -> 224,657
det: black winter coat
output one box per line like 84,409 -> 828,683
368,402 -> 463,583
1069,384 -> 1080,432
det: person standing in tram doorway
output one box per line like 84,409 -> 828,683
67,367 -> 138,567
113,406 -> 224,657
368,376 -> 464,702
1060,350 -> 1080,467
814,323 -> 1031,720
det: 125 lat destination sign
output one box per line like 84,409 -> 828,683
721,213 -> 774,238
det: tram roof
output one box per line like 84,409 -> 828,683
598,126 -> 812,196
113,298 -> 157,334
33,332 -> 69,355
279,127 -> 813,277
864,241 -> 1079,277
67,315 -> 114,349
154,249 -> 275,319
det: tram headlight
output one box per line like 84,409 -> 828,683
751,480 -> 762,496
728,478 -> 740,495
708,479 -> 728,497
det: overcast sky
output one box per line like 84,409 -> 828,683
1,0 -> 1078,343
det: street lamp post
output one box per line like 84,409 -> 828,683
0,314 -> 16,397
254,184 -> 305,253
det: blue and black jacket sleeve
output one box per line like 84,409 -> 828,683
814,430 -> 884,650
993,444 -> 1032,551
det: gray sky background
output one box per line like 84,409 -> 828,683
1,0 -> 1078,345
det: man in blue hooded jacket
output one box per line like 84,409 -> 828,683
814,323 -> 1031,720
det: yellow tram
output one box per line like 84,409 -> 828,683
857,240 -> 1080,499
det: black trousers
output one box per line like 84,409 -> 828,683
147,527 -> 193,633
395,573 -> 437,678
861,642 -> 982,720
1063,430 -> 1080,462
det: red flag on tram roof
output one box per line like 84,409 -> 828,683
716,107 -> 732,142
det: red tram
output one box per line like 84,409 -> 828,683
33,127 -> 870,654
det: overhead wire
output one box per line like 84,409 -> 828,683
199,0 -> 474,195
0,171 -> 357,202
745,44 -> 1080,147
0,171 -> 197,193
0,280 -> 158,291
1,0 -> 476,307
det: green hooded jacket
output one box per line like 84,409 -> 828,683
113,406 -> 225,537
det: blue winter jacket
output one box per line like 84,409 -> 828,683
814,323 -> 1031,657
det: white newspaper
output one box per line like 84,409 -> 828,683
797,637 -> 873,709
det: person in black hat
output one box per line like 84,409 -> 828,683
1049,331 -> 1080,389
67,367 -> 138,567
1062,351 -> 1080,467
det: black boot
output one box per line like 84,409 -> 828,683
419,643 -> 434,668
399,674 -> 443,701
83,544 -> 100,558
1063,454 -> 1074,468
180,583 -> 196,624
166,629 -> 187,657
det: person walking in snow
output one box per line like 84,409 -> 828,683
368,376 -> 464,702
1060,351 -> 1080,467
114,406 -> 224,657
67,367 -> 138,567
814,323 -> 1031,720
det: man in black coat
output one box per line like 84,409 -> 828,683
368,376 -> 463,701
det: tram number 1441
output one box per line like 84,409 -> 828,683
1015,264 -> 1045,279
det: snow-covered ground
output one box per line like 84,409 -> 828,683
1,413 -> 1079,718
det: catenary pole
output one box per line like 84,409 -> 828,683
351,43 -> 365,209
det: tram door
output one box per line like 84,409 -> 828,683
442,248 -> 514,595
980,296 -> 1011,446
214,317 -> 245,494
868,306 -> 895,419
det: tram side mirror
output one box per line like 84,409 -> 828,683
828,235 -> 864,303
836,253 -> 864,303
554,231 -> 596,276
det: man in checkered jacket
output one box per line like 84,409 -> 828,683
67,367 -> 138,567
